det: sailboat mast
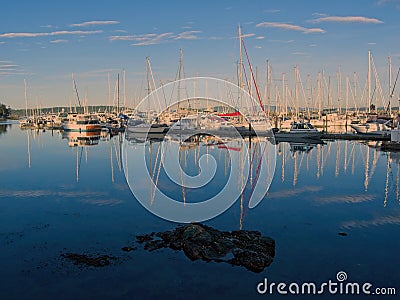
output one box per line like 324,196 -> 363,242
146,57 -> 151,121
24,79 -> 28,117
337,66 -> 342,115
238,25 -> 243,89
108,72 -> 111,112
368,50 -> 371,113
295,65 -> 299,119
177,48 -> 183,113
389,56 -> 392,115
123,69 -> 127,112
117,73 -> 120,115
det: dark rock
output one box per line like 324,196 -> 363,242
135,223 -> 275,273
121,246 -> 136,252
61,253 -> 116,267
136,234 -> 154,243
338,232 -> 348,236
143,240 -> 167,252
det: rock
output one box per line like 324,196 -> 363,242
134,223 -> 275,273
136,233 -> 154,243
61,253 -> 116,267
121,246 -> 136,252
143,240 -> 167,252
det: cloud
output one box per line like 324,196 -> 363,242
268,39 -> 295,43
310,16 -> 383,24
0,63 -> 18,70
377,0 -> 400,5
264,9 -> 280,13
255,36 -> 265,40
70,20 -> 119,27
77,68 -> 121,78
110,30 -> 202,45
50,39 -> 68,43
312,12 -> 328,17
0,60 -> 25,76
254,46 -> 262,49
0,30 -> 103,38
174,30 -> 202,40
133,32 -> 174,45
368,42 -> 377,45
241,33 -> 255,38
256,22 -> 325,34
292,52 -> 308,55
40,24 -> 57,29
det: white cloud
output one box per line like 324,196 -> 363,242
256,22 -> 325,34
292,52 -> 308,55
368,42 -> 377,45
109,33 -> 172,43
310,16 -> 383,24
0,30 -> 103,38
132,32 -> 174,46
264,9 -> 280,13
174,30 -> 202,40
241,33 -> 255,38
377,0 -> 400,6
256,36 -> 265,40
50,39 -> 68,43
254,46 -> 262,49
40,24 -> 57,29
0,63 -> 18,70
312,12 -> 328,17
70,20 -> 119,27
268,39 -> 295,43
110,31 -> 202,45
0,61 -> 28,76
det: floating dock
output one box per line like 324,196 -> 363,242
321,133 -> 390,141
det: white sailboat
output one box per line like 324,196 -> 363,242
62,74 -> 101,133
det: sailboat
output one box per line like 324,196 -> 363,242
126,57 -> 169,134
62,74 -> 101,132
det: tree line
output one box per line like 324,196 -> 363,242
0,103 -> 11,118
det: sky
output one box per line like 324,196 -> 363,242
1,0 -> 400,110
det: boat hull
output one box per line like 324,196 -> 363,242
350,123 -> 390,135
62,123 -> 101,132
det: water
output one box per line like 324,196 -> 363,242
0,121 -> 399,299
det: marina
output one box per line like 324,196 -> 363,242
1,120 -> 399,299
1,1 -> 400,299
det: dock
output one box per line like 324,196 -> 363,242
321,133 -> 390,141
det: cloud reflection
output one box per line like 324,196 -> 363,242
267,186 -> 323,199
342,215 -> 400,229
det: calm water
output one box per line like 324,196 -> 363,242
0,121 -> 399,299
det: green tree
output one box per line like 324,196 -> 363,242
0,103 -> 10,118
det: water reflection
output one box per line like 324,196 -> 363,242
124,131 -> 276,225
62,131 -> 101,147
275,139 -> 400,208
0,122 -> 11,137
1,125 -> 399,299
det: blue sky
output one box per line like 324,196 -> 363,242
1,0 -> 400,109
